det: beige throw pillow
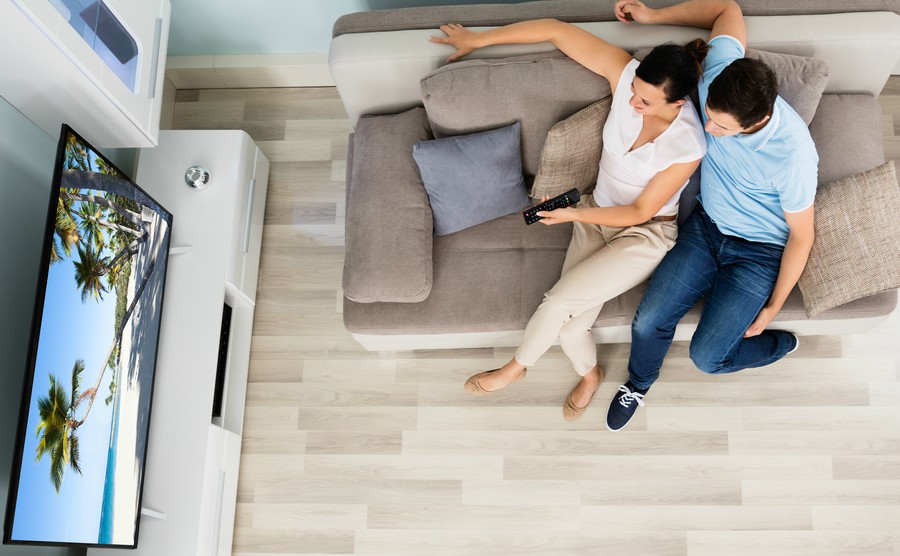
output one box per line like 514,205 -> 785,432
798,160 -> 900,317
531,96 -> 612,199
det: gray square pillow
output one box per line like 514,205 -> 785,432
531,96 -> 612,199
413,121 -> 530,236
798,161 -> 900,317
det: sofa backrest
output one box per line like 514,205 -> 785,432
329,1 -> 900,126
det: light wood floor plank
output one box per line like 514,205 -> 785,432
235,503 -> 368,530
742,480 -> 900,505
581,505 -> 813,531
832,456 -> 900,480
812,505 -> 900,530
354,530 -> 687,556
686,530 -> 895,556
504,455 -> 833,481
301,454 -> 504,480
402,430 -> 729,456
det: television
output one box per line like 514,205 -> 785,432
3,125 -> 172,548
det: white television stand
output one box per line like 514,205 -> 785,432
89,130 -> 269,556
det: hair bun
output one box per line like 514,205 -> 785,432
684,38 -> 710,65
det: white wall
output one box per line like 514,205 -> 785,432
168,0 -> 522,56
0,95 -> 86,556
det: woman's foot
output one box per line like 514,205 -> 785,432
464,361 -> 527,395
563,365 -> 605,420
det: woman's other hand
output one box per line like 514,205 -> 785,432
429,23 -> 480,62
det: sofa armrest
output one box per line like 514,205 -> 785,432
343,107 -> 435,303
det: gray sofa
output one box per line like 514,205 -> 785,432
330,0 -> 900,351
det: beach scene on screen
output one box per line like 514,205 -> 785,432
10,131 -> 171,546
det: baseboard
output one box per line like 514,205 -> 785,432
165,53 -> 333,89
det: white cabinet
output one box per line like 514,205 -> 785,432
87,130 -> 269,556
0,0 -> 171,147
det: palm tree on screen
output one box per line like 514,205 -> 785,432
74,243 -> 108,302
50,197 -> 79,266
34,360 -> 86,493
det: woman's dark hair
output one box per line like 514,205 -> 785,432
635,38 -> 710,104
706,58 -> 778,128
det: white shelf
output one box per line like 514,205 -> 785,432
88,130 -> 269,555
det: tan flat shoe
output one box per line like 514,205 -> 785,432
464,368 -> 527,395
562,366 -> 605,420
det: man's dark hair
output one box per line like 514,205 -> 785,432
707,58 -> 778,128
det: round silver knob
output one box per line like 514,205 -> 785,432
184,166 -> 210,189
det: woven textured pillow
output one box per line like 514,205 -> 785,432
798,161 -> 900,317
531,96 -> 612,199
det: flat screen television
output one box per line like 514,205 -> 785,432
4,125 -> 172,548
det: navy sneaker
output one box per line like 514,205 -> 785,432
787,332 -> 800,355
606,381 -> 648,432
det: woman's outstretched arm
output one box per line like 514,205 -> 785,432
429,19 -> 633,89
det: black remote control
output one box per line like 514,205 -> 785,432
523,188 -> 581,225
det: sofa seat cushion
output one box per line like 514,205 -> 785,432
435,210 -> 574,251
421,51 -> 612,176
343,107 -> 434,303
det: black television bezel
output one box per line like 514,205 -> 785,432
3,124 -> 173,549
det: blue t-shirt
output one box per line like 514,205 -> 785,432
697,35 -> 818,246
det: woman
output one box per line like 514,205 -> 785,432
430,19 -> 708,419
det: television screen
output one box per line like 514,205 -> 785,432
4,125 -> 172,548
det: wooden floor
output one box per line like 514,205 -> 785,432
169,77 -> 900,556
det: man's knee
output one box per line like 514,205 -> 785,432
689,343 -> 727,374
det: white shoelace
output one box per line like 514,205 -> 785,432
617,385 -> 645,408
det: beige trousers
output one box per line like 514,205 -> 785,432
515,197 -> 678,375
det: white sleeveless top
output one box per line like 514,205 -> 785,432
592,59 -> 707,217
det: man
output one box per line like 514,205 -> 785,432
607,0 -> 818,431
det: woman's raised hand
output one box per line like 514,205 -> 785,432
429,23 -> 480,62
614,1 -> 653,25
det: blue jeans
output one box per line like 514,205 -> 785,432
628,206 -> 797,390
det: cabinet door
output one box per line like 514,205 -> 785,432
100,0 -> 171,138
0,0 -> 170,146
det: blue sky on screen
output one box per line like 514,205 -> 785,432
13,247 -> 118,542
11,140 -> 121,543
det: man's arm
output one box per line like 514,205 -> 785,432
743,205 -> 815,338
615,0 -> 747,48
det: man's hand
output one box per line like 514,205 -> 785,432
744,304 -> 779,338
428,23 -> 480,62
614,1 -> 655,24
